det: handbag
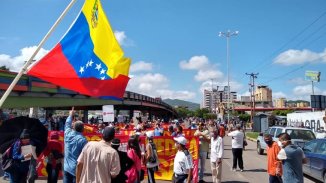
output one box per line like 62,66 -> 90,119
243,140 -> 248,146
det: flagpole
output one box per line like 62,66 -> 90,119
0,0 -> 78,108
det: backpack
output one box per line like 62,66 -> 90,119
147,142 -> 159,171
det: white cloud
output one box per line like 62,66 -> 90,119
114,31 -> 127,45
290,84 -> 325,100
287,77 -> 309,85
179,55 -> 209,70
274,49 -> 326,66
156,90 -> 196,100
0,46 -> 49,72
127,73 -> 196,100
130,61 -> 153,73
195,69 -> 223,82
293,85 -> 319,96
273,91 -> 287,99
199,79 -> 243,94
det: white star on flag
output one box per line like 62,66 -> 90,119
79,66 -> 85,74
86,61 -> 90,68
100,69 -> 106,75
101,76 -> 105,80
95,63 -> 101,71
89,60 -> 94,66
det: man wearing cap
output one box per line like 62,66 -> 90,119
111,138 -> 133,183
173,136 -> 193,183
64,108 -> 87,183
194,122 -> 211,183
76,127 -> 121,183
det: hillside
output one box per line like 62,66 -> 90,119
163,99 -> 200,111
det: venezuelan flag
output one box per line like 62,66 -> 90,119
27,0 -> 130,99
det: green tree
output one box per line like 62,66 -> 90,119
194,108 -> 209,118
175,107 -> 192,118
203,113 -> 217,120
0,65 -> 9,71
239,113 -> 251,122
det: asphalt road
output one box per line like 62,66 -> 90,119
0,136 -> 320,183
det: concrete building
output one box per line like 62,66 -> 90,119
274,98 -> 286,108
202,86 -> 237,113
203,89 -> 218,113
287,100 -> 310,108
255,85 -> 273,107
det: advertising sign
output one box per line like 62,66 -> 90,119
287,111 -> 325,132
305,71 -> 321,82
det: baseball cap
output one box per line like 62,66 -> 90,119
174,136 -> 187,145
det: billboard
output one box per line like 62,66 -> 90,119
305,71 -> 321,82
287,111 -> 325,132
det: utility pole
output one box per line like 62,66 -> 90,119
246,73 -> 259,123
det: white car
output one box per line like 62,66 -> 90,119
256,126 -> 316,155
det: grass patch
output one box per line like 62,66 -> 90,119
246,132 -> 259,139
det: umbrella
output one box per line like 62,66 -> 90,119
0,116 -> 48,156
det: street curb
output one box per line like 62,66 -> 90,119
246,137 -> 257,142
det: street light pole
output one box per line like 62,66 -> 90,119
219,30 -> 239,125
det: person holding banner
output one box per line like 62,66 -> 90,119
173,136 -> 193,183
145,131 -> 159,183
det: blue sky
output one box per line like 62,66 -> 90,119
1,0 -> 326,104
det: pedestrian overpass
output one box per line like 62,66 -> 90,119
0,70 -> 177,119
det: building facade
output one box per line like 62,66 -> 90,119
255,85 -> 273,107
202,86 -> 237,113
274,98 -> 286,108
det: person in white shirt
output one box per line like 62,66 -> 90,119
210,130 -> 224,183
227,124 -> 244,171
173,136 -> 193,183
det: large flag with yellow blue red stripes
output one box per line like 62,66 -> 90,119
27,0 -> 130,99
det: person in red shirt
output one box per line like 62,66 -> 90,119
43,131 -> 63,183
264,134 -> 282,183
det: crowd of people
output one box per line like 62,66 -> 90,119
0,107 -> 309,183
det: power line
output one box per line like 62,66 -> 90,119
261,63 -> 310,85
250,10 -> 326,73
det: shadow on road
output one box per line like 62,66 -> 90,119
204,173 -> 212,176
243,168 -> 266,172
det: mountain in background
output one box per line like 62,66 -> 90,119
163,99 -> 200,111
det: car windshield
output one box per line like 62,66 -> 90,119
286,129 -> 316,141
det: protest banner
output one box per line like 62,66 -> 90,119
37,131 -> 199,182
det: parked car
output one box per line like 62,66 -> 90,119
256,126 -> 316,155
302,139 -> 326,182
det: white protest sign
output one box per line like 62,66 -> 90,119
102,105 -> 114,122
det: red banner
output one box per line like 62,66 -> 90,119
37,131 -> 199,182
